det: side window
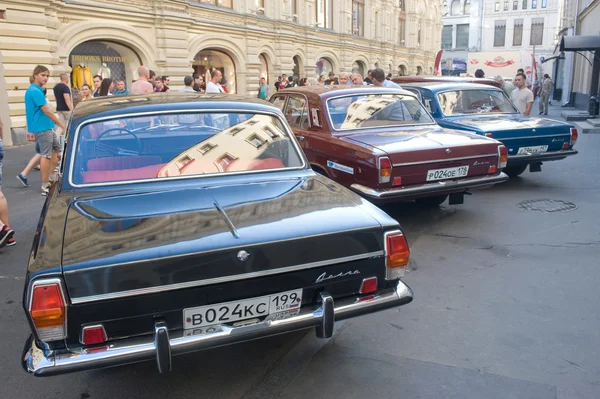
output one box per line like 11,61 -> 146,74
271,96 -> 287,111
423,95 -> 438,115
284,95 -> 310,130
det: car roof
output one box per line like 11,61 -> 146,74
71,93 -> 280,123
278,85 -> 418,99
401,82 -> 504,92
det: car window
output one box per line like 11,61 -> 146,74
271,96 -> 286,111
284,95 -> 310,130
326,94 -> 435,130
437,89 -> 518,116
72,112 -> 304,185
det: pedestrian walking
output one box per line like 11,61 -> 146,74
539,74 -> 553,116
130,66 -> 154,95
25,65 -> 64,196
205,70 -> 225,93
114,80 -> 129,95
0,115 -> 15,248
258,77 -> 269,99
511,73 -> 534,117
53,73 -> 72,139
98,78 -> 115,96
371,68 -> 401,88
493,75 -> 515,98
179,76 -> 196,93
92,74 -> 102,97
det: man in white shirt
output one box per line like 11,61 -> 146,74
511,73 -> 534,117
206,70 -> 225,94
371,68 -> 401,88
179,76 -> 196,93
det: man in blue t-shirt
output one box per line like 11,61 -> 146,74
25,65 -> 65,196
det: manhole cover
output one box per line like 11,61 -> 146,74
516,199 -> 578,213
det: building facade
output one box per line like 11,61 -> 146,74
0,0 -> 443,147
440,0 -> 561,79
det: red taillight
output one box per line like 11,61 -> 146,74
393,176 -> 402,186
359,277 -> 378,294
498,145 -> 508,169
81,325 -> 108,345
29,280 -> 67,342
384,231 -> 410,279
488,165 -> 497,174
562,142 -> 569,150
570,127 -> 578,146
378,156 -> 392,184
485,132 -> 494,138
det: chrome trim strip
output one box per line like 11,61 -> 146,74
508,149 -> 578,160
23,280 -> 413,376
351,172 -> 509,199
69,250 -> 385,304
393,153 -> 497,167
63,226 -> 379,272
67,108 -> 308,188
500,133 -> 571,140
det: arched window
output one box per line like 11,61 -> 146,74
464,0 -> 471,14
451,0 -> 461,15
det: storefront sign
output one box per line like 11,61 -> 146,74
71,55 -> 130,63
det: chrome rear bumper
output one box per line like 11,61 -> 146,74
507,149 -> 578,164
22,281 -> 413,377
351,173 -> 508,200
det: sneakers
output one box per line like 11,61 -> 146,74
6,236 -> 16,247
16,173 -> 30,187
0,225 -> 14,249
41,184 -> 50,196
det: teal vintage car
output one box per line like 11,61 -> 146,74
403,82 -> 578,177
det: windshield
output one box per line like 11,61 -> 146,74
72,112 -> 304,185
326,94 -> 435,130
436,89 -> 518,116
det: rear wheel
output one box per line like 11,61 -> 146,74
415,195 -> 448,207
503,164 -> 528,177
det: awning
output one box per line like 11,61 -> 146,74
560,35 -> 600,52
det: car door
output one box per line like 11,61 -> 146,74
283,94 -> 312,151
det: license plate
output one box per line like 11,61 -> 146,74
426,166 -> 469,181
517,145 -> 548,155
183,289 -> 302,329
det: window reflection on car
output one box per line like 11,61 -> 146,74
326,94 -> 435,130
73,112 -> 303,185
437,89 -> 518,116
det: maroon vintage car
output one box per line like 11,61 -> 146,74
270,86 -> 509,206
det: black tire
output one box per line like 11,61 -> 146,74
503,164 -> 528,177
415,195 -> 448,207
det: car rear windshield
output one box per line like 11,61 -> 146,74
72,112 -> 304,185
436,89 -> 518,116
326,94 -> 435,130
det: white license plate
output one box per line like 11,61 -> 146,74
517,145 -> 548,155
426,166 -> 469,181
183,289 -> 302,329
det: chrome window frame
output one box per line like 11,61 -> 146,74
435,87 -> 519,117
325,92 -> 437,132
68,108 -> 308,188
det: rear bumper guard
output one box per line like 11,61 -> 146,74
22,280 -> 413,377
507,149 -> 578,164
350,172 -> 508,200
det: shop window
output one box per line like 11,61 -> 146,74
456,24 -> 469,49
246,134 -> 266,148
215,153 -> 238,172
198,143 -> 217,155
352,0 -> 364,37
494,20 -> 506,47
530,18 -> 543,45
513,19 -> 523,46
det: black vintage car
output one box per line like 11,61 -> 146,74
21,93 -> 413,376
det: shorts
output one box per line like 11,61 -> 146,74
36,129 -> 61,158
0,139 -> 4,187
